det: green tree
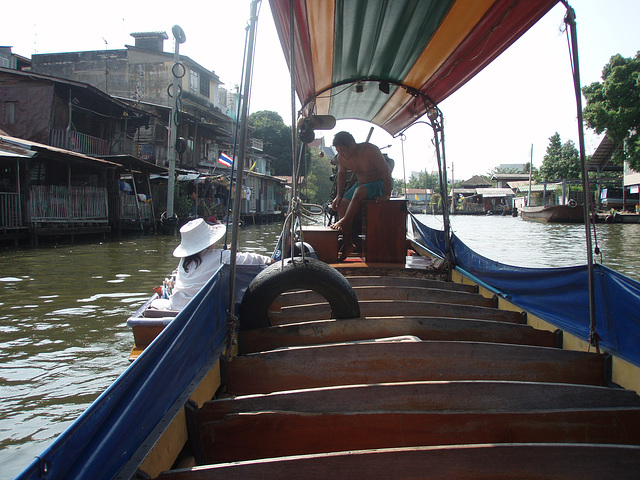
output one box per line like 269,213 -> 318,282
523,162 -> 538,177
582,52 -> 640,171
406,171 -> 441,192
538,133 -> 581,182
248,111 -> 293,175
392,178 -> 406,195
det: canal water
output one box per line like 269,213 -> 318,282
1,215 -> 639,478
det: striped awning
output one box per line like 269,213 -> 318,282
269,0 -> 559,135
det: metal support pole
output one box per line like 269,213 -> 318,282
166,36 -> 180,221
288,0 -> 298,256
431,112 -> 452,278
565,5 -> 599,351
228,0 -> 260,310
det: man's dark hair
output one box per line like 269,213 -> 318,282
333,131 -> 355,147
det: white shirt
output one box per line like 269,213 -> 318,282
150,248 -> 271,311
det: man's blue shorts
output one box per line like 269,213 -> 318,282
343,180 -> 385,200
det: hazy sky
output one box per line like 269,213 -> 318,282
3,0 -> 639,181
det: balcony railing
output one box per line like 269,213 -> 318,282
50,130 -> 139,157
0,192 -> 22,229
50,130 -> 110,156
29,185 -> 108,224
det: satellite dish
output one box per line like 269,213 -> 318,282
172,25 -> 186,44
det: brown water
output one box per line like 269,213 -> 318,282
1,216 -> 639,478
0,223 -> 282,479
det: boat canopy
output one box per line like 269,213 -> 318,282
269,0 -> 559,135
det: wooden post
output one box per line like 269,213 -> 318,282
146,175 -> 157,232
129,168 -> 144,233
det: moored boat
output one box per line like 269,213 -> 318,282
596,210 -> 640,224
14,1 -> 640,479
520,204 -> 585,222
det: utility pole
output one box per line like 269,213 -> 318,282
166,25 -> 186,230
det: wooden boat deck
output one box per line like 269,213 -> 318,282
153,264 -> 640,479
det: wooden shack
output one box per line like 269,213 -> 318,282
101,155 -> 167,234
0,134 -> 121,245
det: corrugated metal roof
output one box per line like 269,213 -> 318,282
516,183 -> 562,193
452,188 -> 477,195
588,135 -> 623,172
0,135 -> 120,167
476,187 -> 516,197
508,180 -> 531,189
99,155 -> 167,174
0,139 -> 36,158
130,32 -> 168,39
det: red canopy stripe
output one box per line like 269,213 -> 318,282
383,0 -> 559,133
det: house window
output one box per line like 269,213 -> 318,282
4,102 -> 16,124
200,76 -> 210,98
190,70 -> 199,92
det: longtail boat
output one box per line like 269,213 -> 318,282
16,1 -> 640,479
520,204 -> 585,222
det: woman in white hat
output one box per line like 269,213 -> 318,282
150,218 -> 273,311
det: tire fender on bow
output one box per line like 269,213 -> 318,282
238,257 -> 360,331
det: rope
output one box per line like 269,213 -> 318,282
224,310 -> 239,361
222,15 -> 251,248
585,179 -> 603,262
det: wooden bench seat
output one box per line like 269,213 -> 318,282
269,300 -> 525,325
240,317 -> 559,353
224,341 -> 606,395
193,408 -> 640,464
271,286 -> 496,308
195,380 -> 640,421
157,444 -> 640,480
346,275 -> 479,293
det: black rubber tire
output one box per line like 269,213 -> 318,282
239,258 -> 360,330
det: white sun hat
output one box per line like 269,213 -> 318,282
172,218 -> 226,257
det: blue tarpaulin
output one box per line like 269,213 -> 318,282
411,215 -> 640,367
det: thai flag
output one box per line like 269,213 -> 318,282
218,152 -> 233,167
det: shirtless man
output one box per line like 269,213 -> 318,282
330,131 -> 392,261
